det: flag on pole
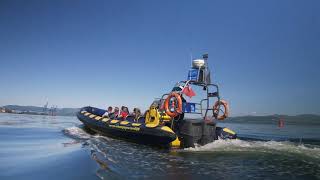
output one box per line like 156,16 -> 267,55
182,85 -> 196,98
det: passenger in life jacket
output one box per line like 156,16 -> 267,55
102,106 -> 113,117
109,107 -> 119,119
119,106 -> 129,120
132,108 -> 142,122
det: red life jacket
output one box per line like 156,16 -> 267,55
120,111 -> 129,119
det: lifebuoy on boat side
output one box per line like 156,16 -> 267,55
213,100 -> 229,120
164,92 -> 183,118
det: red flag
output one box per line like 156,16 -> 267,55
182,85 -> 196,98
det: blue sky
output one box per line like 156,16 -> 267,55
0,0 -> 319,116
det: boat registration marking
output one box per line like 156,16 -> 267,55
109,125 -> 140,131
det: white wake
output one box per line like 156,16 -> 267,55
185,139 -> 320,159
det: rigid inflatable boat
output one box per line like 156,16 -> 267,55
77,106 -> 177,147
77,54 -> 237,148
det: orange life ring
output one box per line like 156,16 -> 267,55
213,100 -> 229,120
164,92 -> 183,118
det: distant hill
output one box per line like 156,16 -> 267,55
2,105 -> 320,124
4,105 -> 43,112
3,105 -> 80,116
225,114 -> 320,125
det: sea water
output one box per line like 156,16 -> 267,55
0,113 -> 319,180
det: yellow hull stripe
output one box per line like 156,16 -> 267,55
161,126 -> 174,133
170,137 -> 181,148
131,123 -> 141,127
110,120 -> 119,124
223,128 -> 235,135
95,116 -> 102,120
89,114 -> 97,118
120,121 -> 130,125
102,118 -> 110,122
146,123 -> 158,128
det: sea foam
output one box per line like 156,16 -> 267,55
184,139 -> 320,159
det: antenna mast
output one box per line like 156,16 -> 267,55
190,50 -> 193,67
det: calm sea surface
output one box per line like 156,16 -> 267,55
0,113 -> 319,180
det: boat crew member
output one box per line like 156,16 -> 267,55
102,106 -> 113,117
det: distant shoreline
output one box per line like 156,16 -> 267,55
1,105 -> 320,124
0,111 -> 69,117
223,114 -> 320,125
0,105 -> 79,117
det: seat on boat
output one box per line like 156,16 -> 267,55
125,116 -> 135,122
145,105 -> 160,127
125,115 -> 145,123
137,116 -> 145,123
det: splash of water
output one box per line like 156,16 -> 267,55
62,126 -> 92,140
62,125 -> 320,179
184,139 -> 320,159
